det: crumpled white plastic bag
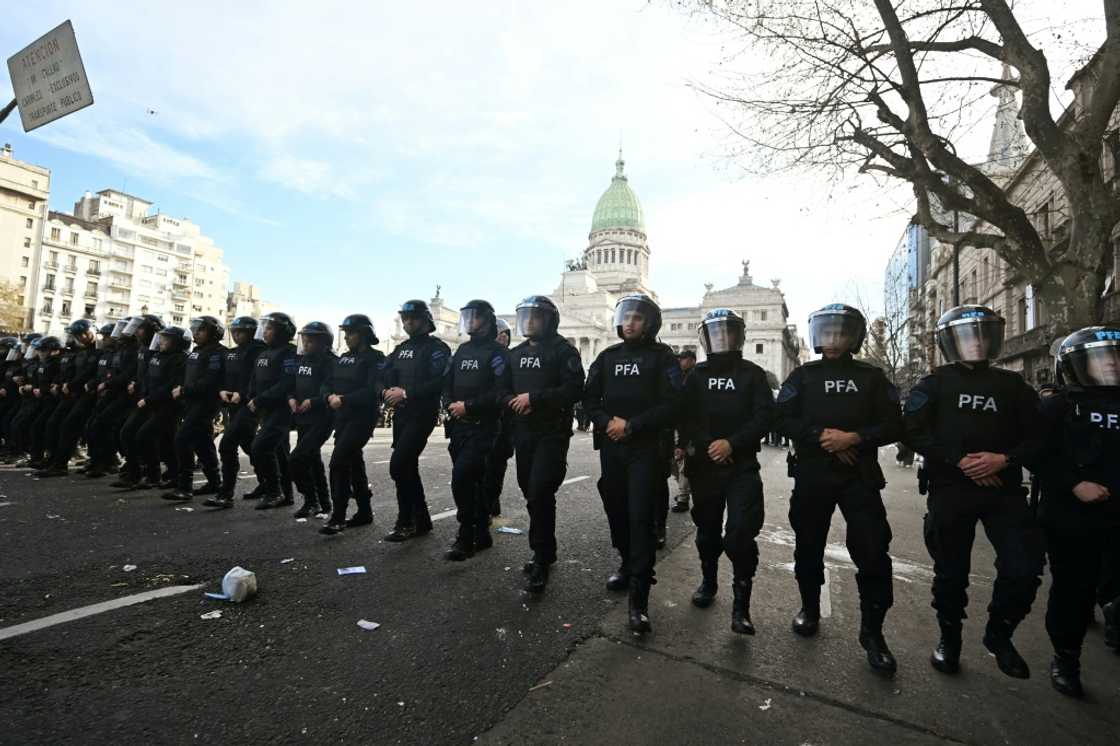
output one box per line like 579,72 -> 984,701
221,566 -> 257,603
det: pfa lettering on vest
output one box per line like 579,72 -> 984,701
708,377 -> 736,391
520,357 -> 542,369
398,349 -> 414,359
1089,411 -> 1120,430
298,365 -> 313,376
614,362 -> 640,376
958,394 -> 998,412
824,379 -> 859,393
460,359 -> 480,371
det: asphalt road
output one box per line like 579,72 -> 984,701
1,433 -> 1118,744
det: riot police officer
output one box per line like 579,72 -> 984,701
441,300 -> 511,560
904,305 -> 1045,679
131,326 -> 188,489
776,304 -> 900,672
247,312 -> 298,510
164,316 -> 226,501
289,321 -> 336,519
679,309 -> 773,634
205,316 -> 267,508
1036,326 -> 1120,697
36,320 -> 99,476
483,318 -> 515,518
83,321 -> 126,478
10,335 -> 56,466
584,294 -> 682,634
381,300 -> 451,542
0,337 -> 22,454
113,315 -> 164,488
22,335 -> 64,470
320,314 -> 386,534
505,296 -> 584,593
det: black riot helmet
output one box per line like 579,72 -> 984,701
399,299 -> 436,335
189,315 -> 225,343
699,308 -> 745,356
122,314 -> 164,346
495,318 -> 511,347
459,299 -> 496,340
228,316 -> 258,347
340,313 -> 379,346
66,318 -> 95,343
97,323 -> 117,350
155,325 -> 191,353
298,321 -> 335,355
515,295 -> 560,340
255,312 -> 296,346
613,294 -> 662,342
936,305 -> 1005,364
1056,326 -> 1120,388
34,335 -> 63,354
808,303 -> 865,355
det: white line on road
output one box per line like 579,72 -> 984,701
561,476 -> 589,486
820,568 -> 833,619
373,456 -> 429,465
431,509 -> 457,522
0,501 -> 14,508
0,584 -> 204,642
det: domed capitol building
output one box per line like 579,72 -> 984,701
390,151 -> 802,386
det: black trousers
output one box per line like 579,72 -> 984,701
924,487 -> 1043,626
790,473 -> 894,610
43,397 -> 77,459
174,407 -> 220,490
328,417 -> 374,521
53,393 -> 97,466
390,413 -> 436,529
448,423 -> 496,543
290,415 -> 333,509
597,439 -> 661,583
484,425 -> 514,513
0,397 -> 20,448
136,406 -> 178,482
1044,501 -> 1120,652
85,395 -> 128,466
690,461 -> 765,580
8,398 -> 38,453
119,406 -> 149,480
219,404 -> 256,495
514,431 -> 570,564
1098,539 -> 1120,609
28,398 -> 59,460
250,407 -> 290,497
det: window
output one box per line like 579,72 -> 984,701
70,233 -> 79,246
84,304 -> 95,318
1017,297 -> 1027,335
49,251 -> 58,265
93,238 -> 102,251
50,227 -> 60,241
66,255 -> 77,270
61,300 -> 71,317
21,256 -> 30,267
156,255 -> 168,263
23,237 -> 31,248
41,299 -> 53,314
174,304 -> 185,312
760,310 -> 767,321
755,343 -> 764,354
28,200 -> 35,209
85,282 -> 97,298
88,260 -> 100,274
31,179 -> 38,189
19,276 -> 26,287
64,278 -> 74,292
25,218 -> 33,229
44,273 -> 56,290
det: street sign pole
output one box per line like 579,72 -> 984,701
0,98 -> 16,125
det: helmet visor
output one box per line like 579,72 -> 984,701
150,333 -> 162,352
122,317 -> 145,337
111,319 -> 130,339
1063,343 -> 1120,387
5,346 -> 20,362
458,308 -> 490,337
254,316 -> 283,343
613,298 -> 655,338
809,313 -> 863,354
700,318 -> 744,354
515,306 -> 553,339
938,318 -> 1004,363
297,332 -> 331,356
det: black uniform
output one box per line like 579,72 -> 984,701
584,340 -> 682,584
325,347 -> 386,523
443,337 -> 511,550
248,342 -> 297,500
776,356 -> 901,619
1038,389 -> 1120,653
506,335 -> 584,565
27,354 -> 62,464
0,358 -> 22,451
134,349 -> 186,483
483,406 -> 514,517
904,363 -> 1045,629
8,356 -> 46,458
88,343 -> 137,473
174,340 -> 225,492
288,349 -> 335,514
41,347 -> 79,464
383,334 -> 450,532
118,346 -> 156,484
218,339 -> 267,498
679,354 -> 773,580
82,346 -> 121,472
47,343 -> 100,470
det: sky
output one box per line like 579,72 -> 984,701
0,1 -> 1107,339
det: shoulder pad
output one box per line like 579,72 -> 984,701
603,342 -> 626,354
801,359 -> 824,369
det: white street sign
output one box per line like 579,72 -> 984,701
6,20 -> 93,132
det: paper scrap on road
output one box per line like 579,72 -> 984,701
528,680 -> 552,692
200,610 -> 222,620
356,619 -> 380,631
0,501 -> 14,507
295,518 -> 308,523
337,566 -> 367,575
759,698 -> 772,711
122,564 -> 137,572
280,557 -> 295,564
46,514 -> 61,519
496,526 -> 523,535
174,506 -> 194,512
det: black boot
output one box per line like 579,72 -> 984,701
691,559 -> 718,608
444,534 -> 474,561
384,522 -> 416,542
628,577 -> 651,635
525,562 -> 550,594
256,491 -> 284,510
930,618 -> 963,674
346,493 -> 374,527
194,474 -> 221,496
204,493 -> 233,509
1103,598 -> 1120,652
293,497 -> 319,519
606,561 -> 628,592
858,605 -> 897,673
1049,649 -> 1084,698
655,522 -> 666,550
475,526 -> 493,551
983,617 -> 1030,679
241,484 -> 265,500
791,582 -> 821,637
731,579 -> 755,635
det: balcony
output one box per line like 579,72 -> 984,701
84,292 -> 98,300
172,290 -> 190,302
109,279 -> 130,290
63,264 -> 78,274
87,268 -> 101,277
40,307 -> 53,317
44,261 -> 59,270
41,285 -> 55,295
62,288 -> 74,297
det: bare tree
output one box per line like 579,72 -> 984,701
0,281 -> 26,333
677,0 -> 1120,333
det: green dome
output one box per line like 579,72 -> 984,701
590,152 -> 645,234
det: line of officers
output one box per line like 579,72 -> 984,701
0,295 -> 1117,699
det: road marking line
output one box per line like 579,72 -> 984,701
0,501 -> 14,508
561,476 -> 589,486
0,584 -> 204,642
821,568 -> 833,619
431,509 -> 457,522
372,456 -> 428,465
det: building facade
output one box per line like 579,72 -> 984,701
0,144 -> 51,330
390,151 -> 801,384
